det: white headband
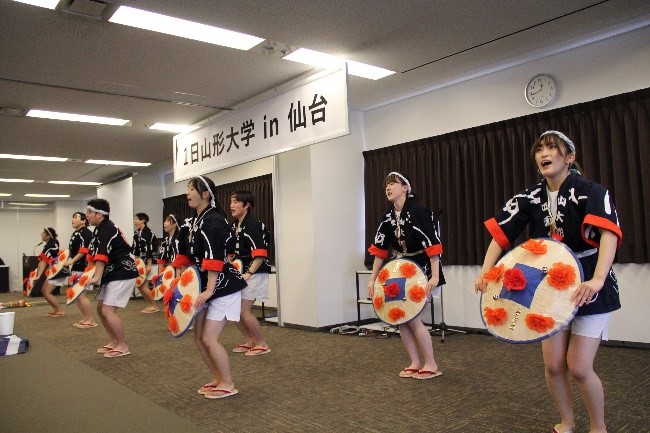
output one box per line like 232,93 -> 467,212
197,175 -> 216,208
44,227 -> 54,237
87,205 -> 109,216
168,214 -> 178,226
540,130 -> 575,153
388,171 -> 412,196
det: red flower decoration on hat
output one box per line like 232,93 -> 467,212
503,268 -> 526,291
138,267 -> 145,275
163,286 -> 174,305
483,306 -> 508,326
180,294 -> 193,313
168,316 -> 179,334
135,258 -> 142,266
164,304 -> 170,318
149,289 -> 156,298
164,269 -> 173,280
525,313 -> 555,333
66,288 -> 75,300
232,261 -> 242,271
483,263 -> 504,282
383,282 -> 400,299
408,285 -> 426,303
373,296 -> 383,310
30,270 -> 37,278
547,262 -> 576,290
69,274 -> 79,285
159,284 -> 167,294
58,252 -> 66,261
399,262 -> 417,278
45,268 -> 51,276
377,268 -> 390,284
388,307 -> 406,323
521,239 -> 548,254
79,275 -> 89,286
180,270 -> 194,287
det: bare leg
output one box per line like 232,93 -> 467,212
542,330 -> 575,433
42,282 -> 64,315
398,323 -> 422,371
567,335 -> 607,433
138,282 -> 157,311
406,318 -> 437,372
235,299 -> 268,349
194,310 -> 221,384
75,293 -> 96,324
97,301 -> 127,351
200,317 -> 234,390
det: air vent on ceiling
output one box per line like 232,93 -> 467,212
64,0 -> 108,19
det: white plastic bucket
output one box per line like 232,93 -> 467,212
0,311 -> 15,336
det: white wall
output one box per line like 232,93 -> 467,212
54,201 -> 87,250
362,26 -> 650,343
0,209 -> 54,291
132,173 -> 165,238
98,177 -> 134,244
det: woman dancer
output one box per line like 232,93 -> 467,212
85,199 -> 139,358
187,176 -> 246,399
227,190 -> 272,356
475,131 -> 622,433
367,172 -> 445,379
37,227 -> 64,317
63,212 -> 96,328
132,212 -> 158,313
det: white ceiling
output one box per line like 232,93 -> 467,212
0,0 -> 648,202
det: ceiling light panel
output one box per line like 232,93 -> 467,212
0,153 -> 68,162
148,123 -> 195,133
48,181 -> 102,186
11,0 -> 60,9
85,159 -> 151,167
26,109 -> 129,126
283,48 -> 395,80
0,193 -> 12,197
109,6 -> 265,50
0,178 -> 34,183
25,194 -> 71,198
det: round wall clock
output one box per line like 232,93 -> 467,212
525,74 -> 557,108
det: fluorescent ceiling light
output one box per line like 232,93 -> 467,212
85,159 -> 151,167
0,193 -> 12,197
25,194 -> 70,198
0,178 -> 34,183
48,181 -> 102,186
26,109 -> 129,126
283,48 -> 395,80
283,48 -> 344,69
0,153 -> 68,162
345,60 -> 395,80
148,123 -> 195,133
109,6 -> 264,50
9,202 -> 48,206
11,0 -> 59,9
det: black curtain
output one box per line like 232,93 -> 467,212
162,174 -> 275,265
364,87 -> 650,266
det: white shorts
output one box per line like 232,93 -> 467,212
98,279 -> 135,308
562,312 -> 612,340
204,291 -> 241,322
241,273 -> 269,301
48,275 -> 68,287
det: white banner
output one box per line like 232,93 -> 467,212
173,67 -> 349,182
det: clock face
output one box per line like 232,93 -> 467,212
525,74 -> 556,107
